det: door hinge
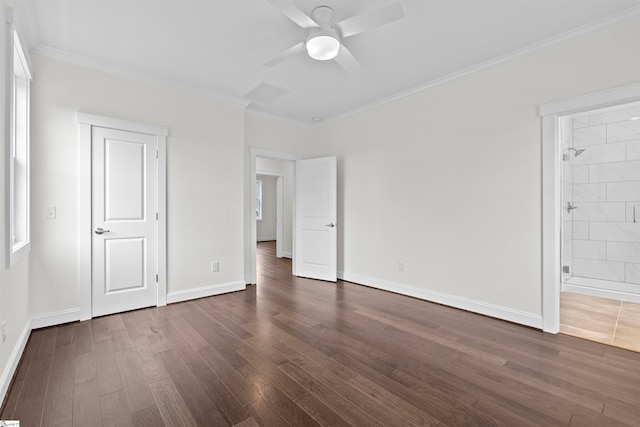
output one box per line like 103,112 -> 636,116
156,274 -> 159,283
156,149 -> 159,159
156,212 -> 158,220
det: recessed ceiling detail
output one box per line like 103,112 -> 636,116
20,0 -> 640,124
245,82 -> 290,104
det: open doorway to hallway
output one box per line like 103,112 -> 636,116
253,155 -> 295,284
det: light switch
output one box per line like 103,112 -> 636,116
45,206 -> 56,219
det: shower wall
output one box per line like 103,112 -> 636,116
564,103 -> 640,296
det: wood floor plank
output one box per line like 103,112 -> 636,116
91,317 -> 111,343
73,378 -> 103,427
232,418 -> 260,427
100,390 -> 134,427
156,348 -> 228,426
74,321 -> 95,355
277,361 -> 384,427
246,398 -> 289,427
189,363 -> 250,426
74,351 -> 97,385
42,343 -> 75,427
115,348 -> 156,414
31,328 -> 58,360
130,406 -> 166,427
55,323 -> 78,348
94,338 -> 124,396
0,378 -> 24,419
149,378 -> 198,427
11,352 -> 53,426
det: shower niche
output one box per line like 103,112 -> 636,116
561,101 -> 640,302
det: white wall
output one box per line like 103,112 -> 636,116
28,54 -> 246,316
0,1 -> 31,405
256,174 -> 277,241
299,20 -> 640,322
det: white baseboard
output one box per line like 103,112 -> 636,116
0,320 -> 31,409
31,308 -> 81,329
338,271 -> 543,329
282,251 -> 293,259
166,280 -> 246,304
257,237 -> 276,242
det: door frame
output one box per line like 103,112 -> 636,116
256,170 -> 285,258
249,148 -> 296,284
540,81 -> 640,333
77,113 -> 168,321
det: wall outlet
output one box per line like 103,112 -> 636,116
1,321 -> 6,344
211,261 -> 219,272
44,206 -> 56,219
398,262 -> 405,272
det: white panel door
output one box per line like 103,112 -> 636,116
295,157 -> 337,281
92,127 -> 158,317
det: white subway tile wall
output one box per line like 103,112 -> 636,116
573,221 -> 589,240
573,125 -> 606,146
626,139 -> 640,161
572,141 -> 626,165
566,104 -> 640,293
573,240 -> 606,260
573,165 -> 589,183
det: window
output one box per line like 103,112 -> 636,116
256,180 -> 263,220
6,14 -> 32,267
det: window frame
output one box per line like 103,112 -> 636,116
5,7 -> 32,267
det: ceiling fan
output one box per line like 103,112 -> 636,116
264,0 -> 405,74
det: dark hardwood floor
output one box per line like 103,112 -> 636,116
2,241 -> 640,426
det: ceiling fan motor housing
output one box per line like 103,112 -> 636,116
306,6 -> 341,60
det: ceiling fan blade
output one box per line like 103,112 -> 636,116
334,45 -> 362,75
264,42 -> 306,67
266,0 -> 319,29
336,3 -> 404,38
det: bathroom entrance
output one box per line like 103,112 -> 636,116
558,101 -> 640,351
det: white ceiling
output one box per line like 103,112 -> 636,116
18,0 -> 640,125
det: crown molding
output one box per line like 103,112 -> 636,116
31,44 -> 251,109
323,5 -> 640,126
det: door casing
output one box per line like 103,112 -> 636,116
540,81 -> 640,333
78,113 -> 168,321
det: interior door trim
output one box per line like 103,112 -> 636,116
77,113 -> 168,321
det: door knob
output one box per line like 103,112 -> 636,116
94,227 -> 110,235
326,223 -> 336,228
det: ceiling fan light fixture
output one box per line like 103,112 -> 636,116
306,34 -> 340,61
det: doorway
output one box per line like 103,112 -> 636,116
541,81 -> 640,333
77,113 -> 168,320
556,101 -> 640,352
256,158 -> 290,259
250,149 -> 295,284
248,149 -> 338,285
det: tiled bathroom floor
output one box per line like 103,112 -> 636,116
560,292 -> 640,352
